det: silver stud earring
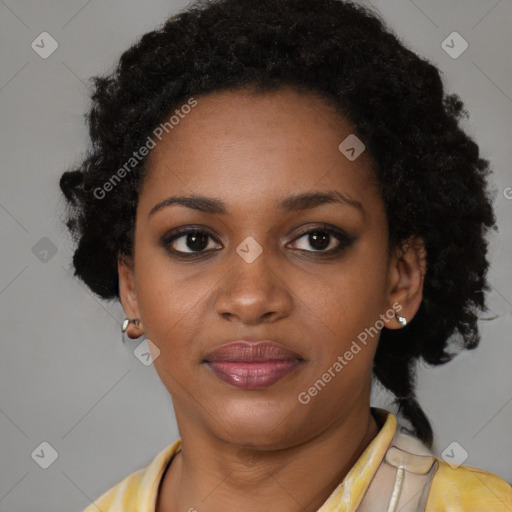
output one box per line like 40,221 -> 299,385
395,312 -> 407,327
121,318 -> 140,332
121,318 -> 142,343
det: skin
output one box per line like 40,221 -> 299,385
118,86 -> 426,512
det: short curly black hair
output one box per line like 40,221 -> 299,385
59,0 -> 497,447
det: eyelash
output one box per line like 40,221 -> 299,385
161,224 -> 355,260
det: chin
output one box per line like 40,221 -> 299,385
209,398 -> 314,448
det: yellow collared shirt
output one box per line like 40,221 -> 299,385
83,409 -> 512,511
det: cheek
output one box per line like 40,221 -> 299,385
299,253 -> 389,349
134,228 -> 199,314
132,245 -> 206,356
295,273 -> 381,414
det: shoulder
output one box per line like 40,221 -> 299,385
82,440 -> 181,512
82,467 -> 146,511
389,420 -> 511,511
427,459 -> 512,511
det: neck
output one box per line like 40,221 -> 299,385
157,404 -> 381,512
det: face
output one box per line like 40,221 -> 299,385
119,86 -> 424,448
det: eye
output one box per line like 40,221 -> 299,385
161,224 -> 354,259
162,228 -> 222,257
287,225 -> 354,255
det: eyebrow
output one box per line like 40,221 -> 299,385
148,190 -> 364,218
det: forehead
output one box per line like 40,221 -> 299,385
138,86 -> 378,215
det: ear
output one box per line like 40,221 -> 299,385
385,236 -> 427,329
118,254 -> 144,338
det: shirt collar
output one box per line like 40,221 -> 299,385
317,407 -> 397,511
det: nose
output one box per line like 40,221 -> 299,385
214,247 -> 293,325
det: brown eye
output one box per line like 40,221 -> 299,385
287,226 -> 355,255
162,228 -> 222,256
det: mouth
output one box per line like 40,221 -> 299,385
203,340 -> 304,390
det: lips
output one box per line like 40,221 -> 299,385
203,341 -> 303,390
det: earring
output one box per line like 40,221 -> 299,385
395,312 -> 407,327
121,318 -> 140,332
121,318 -> 142,343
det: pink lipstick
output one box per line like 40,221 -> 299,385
203,341 -> 302,390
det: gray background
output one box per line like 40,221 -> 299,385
1,0 -> 511,511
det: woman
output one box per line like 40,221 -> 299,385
59,0 -> 512,510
